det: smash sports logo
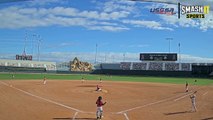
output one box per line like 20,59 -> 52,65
150,8 -> 176,15
178,3 -> 210,19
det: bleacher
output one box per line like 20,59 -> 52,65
101,63 -> 121,70
165,63 -> 179,71
0,59 -> 56,72
120,62 -> 131,70
132,62 -> 147,70
149,62 -> 163,71
120,62 -> 191,71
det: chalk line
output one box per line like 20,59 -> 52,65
173,92 -> 193,102
203,91 -> 208,96
174,86 -> 207,102
72,112 -> 79,120
123,113 -> 130,120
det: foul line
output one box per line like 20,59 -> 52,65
173,92 -> 193,102
123,113 -> 130,120
174,86 -> 207,102
115,91 -> 193,114
72,112 -> 79,120
0,81 -> 83,113
203,91 -> 208,96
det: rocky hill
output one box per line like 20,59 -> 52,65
70,57 -> 93,71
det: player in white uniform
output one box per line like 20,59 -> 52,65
81,77 -> 85,83
99,77 -> 102,83
190,91 -> 197,112
43,76 -> 47,85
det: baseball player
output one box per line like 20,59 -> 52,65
185,81 -> 189,92
96,96 -> 106,120
12,74 -> 15,79
43,76 -> 47,85
99,77 -> 102,83
81,77 -> 85,83
96,85 -> 102,91
190,91 -> 197,112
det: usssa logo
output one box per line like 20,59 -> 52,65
150,8 -> 176,15
178,3 -> 210,19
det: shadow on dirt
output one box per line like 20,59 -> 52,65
164,111 -> 191,115
201,117 -> 213,120
53,118 -> 96,120
77,85 -> 97,87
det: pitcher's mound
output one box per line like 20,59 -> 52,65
92,89 -> 108,93
72,86 -> 108,94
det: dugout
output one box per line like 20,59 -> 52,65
0,66 -> 46,73
192,64 -> 213,77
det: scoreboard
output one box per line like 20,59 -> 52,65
140,53 -> 177,61
16,55 -> 32,60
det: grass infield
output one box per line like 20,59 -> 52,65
0,73 -> 212,85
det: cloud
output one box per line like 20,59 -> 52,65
1,0 -> 212,31
133,0 -> 213,8
199,14 -> 213,31
96,0 -> 136,12
180,54 -> 213,63
87,25 -> 129,32
160,14 -> 199,28
0,6 -> 131,31
160,9 -> 213,31
122,19 -> 173,30
27,0 -> 63,6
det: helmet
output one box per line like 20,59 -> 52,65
98,96 -> 102,100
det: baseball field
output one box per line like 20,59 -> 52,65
0,73 -> 213,120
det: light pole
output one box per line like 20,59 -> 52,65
23,31 -> 27,56
32,34 -> 37,60
105,53 -> 107,63
37,35 -> 41,61
95,44 -> 98,64
178,43 -> 181,63
166,38 -> 173,53
123,53 -> 125,62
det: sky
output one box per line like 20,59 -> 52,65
0,0 -> 213,63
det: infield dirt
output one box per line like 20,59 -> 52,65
0,80 -> 212,120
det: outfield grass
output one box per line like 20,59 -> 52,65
0,73 -> 212,85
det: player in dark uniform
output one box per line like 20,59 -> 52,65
96,85 -> 102,91
185,81 -> 189,92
